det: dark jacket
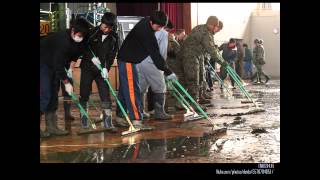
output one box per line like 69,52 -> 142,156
117,17 -> 172,76
243,47 -> 253,63
218,43 -> 237,64
80,26 -> 118,73
40,29 -> 85,81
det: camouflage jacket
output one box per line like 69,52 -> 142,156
180,24 -> 223,64
253,45 -> 265,65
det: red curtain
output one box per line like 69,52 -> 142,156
160,3 -> 184,32
116,3 -> 158,16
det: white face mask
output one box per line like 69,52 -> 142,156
73,35 -> 83,43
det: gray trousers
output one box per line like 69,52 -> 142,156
136,57 -> 166,94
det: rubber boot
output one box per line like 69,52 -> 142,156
115,108 -> 129,127
45,111 -> 69,136
80,112 -> 89,129
63,101 -> 72,132
102,109 -> 115,129
64,100 -> 75,121
153,93 -> 173,120
40,129 -> 50,138
40,112 -> 50,138
141,93 -> 150,119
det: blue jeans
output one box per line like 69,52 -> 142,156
40,64 -> 51,113
244,61 -> 253,76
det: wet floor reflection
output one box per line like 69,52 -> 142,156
41,131 -> 226,163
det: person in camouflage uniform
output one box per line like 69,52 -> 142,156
165,31 -> 184,111
251,38 -> 270,83
177,16 -> 227,105
199,20 -> 224,106
234,39 -> 244,78
206,21 -> 224,91
198,52 -> 216,107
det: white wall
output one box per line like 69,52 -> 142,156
251,13 -> 280,77
191,3 -> 256,44
190,3 -> 280,77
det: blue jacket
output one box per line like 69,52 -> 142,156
243,47 -> 253,62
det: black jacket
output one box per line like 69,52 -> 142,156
80,26 -> 118,73
219,43 -> 237,64
40,29 -> 85,81
117,17 -> 172,76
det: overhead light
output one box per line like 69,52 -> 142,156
273,28 -> 279,34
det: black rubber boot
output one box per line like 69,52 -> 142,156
45,111 -> 69,136
40,129 -> 50,138
40,112 -> 50,138
153,93 -> 173,120
64,101 -> 75,121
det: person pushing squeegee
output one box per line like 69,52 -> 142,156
216,50 -> 259,108
89,47 -> 153,136
64,68 -> 104,124
168,79 -> 215,126
166,80 -> 203,122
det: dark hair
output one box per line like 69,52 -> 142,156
166,19 -> 174,29
70,17 -> 91,36
243,43 -> 248,47
101,12 -> 117,28
150,11 -> 168,27
229,38 -> 236,44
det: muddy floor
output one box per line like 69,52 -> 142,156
40,79 -> 280,163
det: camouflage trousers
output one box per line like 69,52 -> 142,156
199,54 -> 209,98
252,64 -> 270,81
165,56 -> 186,110
220,62 -> 236,87
181,54 -> 201,101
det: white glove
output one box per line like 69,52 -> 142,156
64,82 -> 73,95
166,73 -> 178,81
91,57 -> 101,67
101,68 -> 108,79
67,68 -> 73,79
